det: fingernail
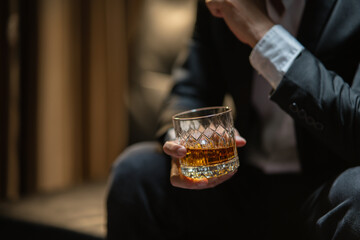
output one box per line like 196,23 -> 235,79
236,135 -> 246,142
177,147 -> 186,156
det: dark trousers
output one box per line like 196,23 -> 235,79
106,142 -> 360,240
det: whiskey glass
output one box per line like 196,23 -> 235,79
172,106 -> 239,179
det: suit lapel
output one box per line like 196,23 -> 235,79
297,0 -> 338,53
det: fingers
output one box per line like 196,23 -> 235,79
163,140 -> 187,158
171,170 -> 237,190
170,157 -> 207,189
201,170 -> 237,188
234,129 -> 247,147
170,173 -> 209,190
170,157 -> 237,190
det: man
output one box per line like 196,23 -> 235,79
107,0 -> 360,239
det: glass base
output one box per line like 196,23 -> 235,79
180,156 -> 239,179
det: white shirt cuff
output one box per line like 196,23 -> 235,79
249,25 -> 304,89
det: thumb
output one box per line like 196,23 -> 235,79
234,129 -> 246,147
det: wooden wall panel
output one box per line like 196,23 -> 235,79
0,0 -> 130,197
7,11 -> 20,199
0,0 -> 9,198
87,0 -> 128,179
35,0 -> 129,191
105,0 -> 128,174
36,0 -> 82,191
87,0 -> 108,179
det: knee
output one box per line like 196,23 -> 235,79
110,142 -> 161,180
316,194 -> 360,240
329,166 -> 360,206
316,167 -> 360,239
106,142 -> 169,207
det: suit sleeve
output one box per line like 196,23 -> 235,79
156,1 -> 226,142
271,49 -> 360,164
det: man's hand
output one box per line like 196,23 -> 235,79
205,0 -> 274,47
163,130 -> 246,190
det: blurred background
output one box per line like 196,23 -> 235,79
0,0 -> 196,238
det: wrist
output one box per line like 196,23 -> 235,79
248,20 -> 274,48
249,25 -> 305,88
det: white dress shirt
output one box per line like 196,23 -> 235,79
247,0 -> 305,173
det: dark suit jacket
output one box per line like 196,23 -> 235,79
157,0 -> 360,189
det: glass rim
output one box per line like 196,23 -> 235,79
172,106 -> 232,121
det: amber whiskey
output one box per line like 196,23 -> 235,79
180,145 -> 239,179
182,146 -> 236,166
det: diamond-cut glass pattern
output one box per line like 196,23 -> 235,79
203,128 -> 214,139
173,107 -> 238,179
191,129 -> 201,140
198,125 -> 205,133
216,125 -> 225,136
199,136 -> 210,147
209,123 -> 216,130
186,135 -> 198,148
177,122 -> 234,149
